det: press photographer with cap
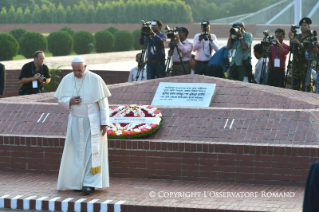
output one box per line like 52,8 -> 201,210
193,21 -> 219,75
227,22 -> 253,82
169,27 -> 193,76
139,20 -> 167,79
18,50 -> 51,95
288,17 -> 317,91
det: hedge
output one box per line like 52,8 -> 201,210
19,31 -> 47,58
47,31 -> 73,56
0,33 -> 19,60
73,30 -> 95,54
113,30 -> 133,52
94,30 -> 114,53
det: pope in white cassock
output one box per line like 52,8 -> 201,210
54,56 -> 111,195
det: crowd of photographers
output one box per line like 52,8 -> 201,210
129,17 -> 319,93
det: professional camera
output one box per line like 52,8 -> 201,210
303,30 -> 318,49
39,75 -> 46,82
165,25 -> 182,40
261,30 -> 276,47
141,20 -> 152,33
230,26 -> 240,35
290,25 -> 300,34
201,21 -> 209,41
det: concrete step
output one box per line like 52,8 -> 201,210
0,172 -> 303,212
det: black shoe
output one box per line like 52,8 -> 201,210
82,186 -> 94,195
73,189 -> 82,192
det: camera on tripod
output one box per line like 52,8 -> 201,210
141,20 -> 152,33
261,30 -> 276,48
290,25 -> 300,34
303,30 -> 318,49
201,21 -> 209,41
165,25 -> 181,40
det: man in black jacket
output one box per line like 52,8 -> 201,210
0,63 -> 5,98
19,51 -> 51,95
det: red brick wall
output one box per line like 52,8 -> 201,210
0,135 -> 316,186
3,69 -> 130,97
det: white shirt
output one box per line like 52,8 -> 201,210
193,33 -> 219,61
128,66 -> 147,82
254,58 -> 267,84
173,39 -> 193,62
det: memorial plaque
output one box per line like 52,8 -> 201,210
151,82 -> 216,107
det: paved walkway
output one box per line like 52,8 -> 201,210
0,172 -> 304,212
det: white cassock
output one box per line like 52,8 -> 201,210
54,69 -> 111,190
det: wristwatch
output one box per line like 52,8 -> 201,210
239,37 -> 244,39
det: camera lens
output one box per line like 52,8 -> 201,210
230,28 -> 239,35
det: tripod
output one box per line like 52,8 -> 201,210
286,42 -> 296,89
304,51 -> 316,92
260,46 -> 273,85
164,40 -> 187,76
139,35 -> 165,78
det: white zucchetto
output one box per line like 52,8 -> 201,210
71,56 -> 85,64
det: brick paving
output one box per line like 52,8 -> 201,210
0,172 -> 304,212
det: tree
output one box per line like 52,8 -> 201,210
65,6 -> 72,23
0,33 -> 19,60
15,7 -> 24,23
95,2 -> 106,24
32,5 -> 41,23
0,7 -> 8,23
7,5 -> 16,23
23,7 -> 32,23
86,4 -> 95,23
55,3 -> 66,23
19,32 -> 47,58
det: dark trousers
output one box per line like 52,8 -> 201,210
194,61 -> 209,75
268,68 -> 285,88
204,64 -> 225,78
146,61 -> 165,79
303,161 -> 319,211
171,62 -> 191,76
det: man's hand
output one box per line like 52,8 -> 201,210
291,39 -> 301,45
101,125 -> 108,136
199,34 -> 204,41
70,96 -> 82,105
33,73 -> 40,80
288,31 -> 294,40
310,45 -> 319,53
235,30 -> 243,38
175,34 -> 180,43
208,34 -> 212,41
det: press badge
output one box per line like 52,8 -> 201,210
32,80 -> 38,88
274,58 -> 280,67
232,49 -> 236,57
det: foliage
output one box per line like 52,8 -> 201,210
113,30 -> 133,52
132,29 -> 143,50
47,31 -> 73,56
9,28 -> 27,42
73,30 -> 95,54
43,65 -> 62,92
94,30 -> 114,53
105,26 -> 119,35
0,33 -> 19,60
19,31 -> 47,58
59,27 -> 75,37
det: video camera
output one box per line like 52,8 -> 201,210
261,30 -> 276,48
303,30 -> 318,49
290,25 -> 300,34
201,21 -> 209,41
141,20 -> 152,33
165,25 -> 182,40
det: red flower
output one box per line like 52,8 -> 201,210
111,107 -> 117,110
141,127 -> 148,132
147,106 -> 154,109
154,110 -> 161,114
107,130 -> 113,135
125,131 -> 132,135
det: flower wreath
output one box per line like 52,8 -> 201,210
107,104 -> 163,139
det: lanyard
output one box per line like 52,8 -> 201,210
136,68 -> 145,81
274,46 -> 279,58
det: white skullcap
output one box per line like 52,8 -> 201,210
71,56 -> 85,64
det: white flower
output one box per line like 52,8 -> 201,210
115,130 -> 122,135
133,129 -> 141,133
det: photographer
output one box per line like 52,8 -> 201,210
253,44 -> 265,84
288,17 -> 313,91
139,20 -> 167,79
227,22 -> 253,81
128,53 -> 147,82
193,21 -> 219,75
0,63 -> 5,98
268,28 -> 290,88
18,51 -> 51,95
205,46 -> 229,78
169,27 -> 193,76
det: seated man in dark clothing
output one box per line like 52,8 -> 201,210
204,46 -> 229,78
19,51 -> 51,95
303,161 -> 319,211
